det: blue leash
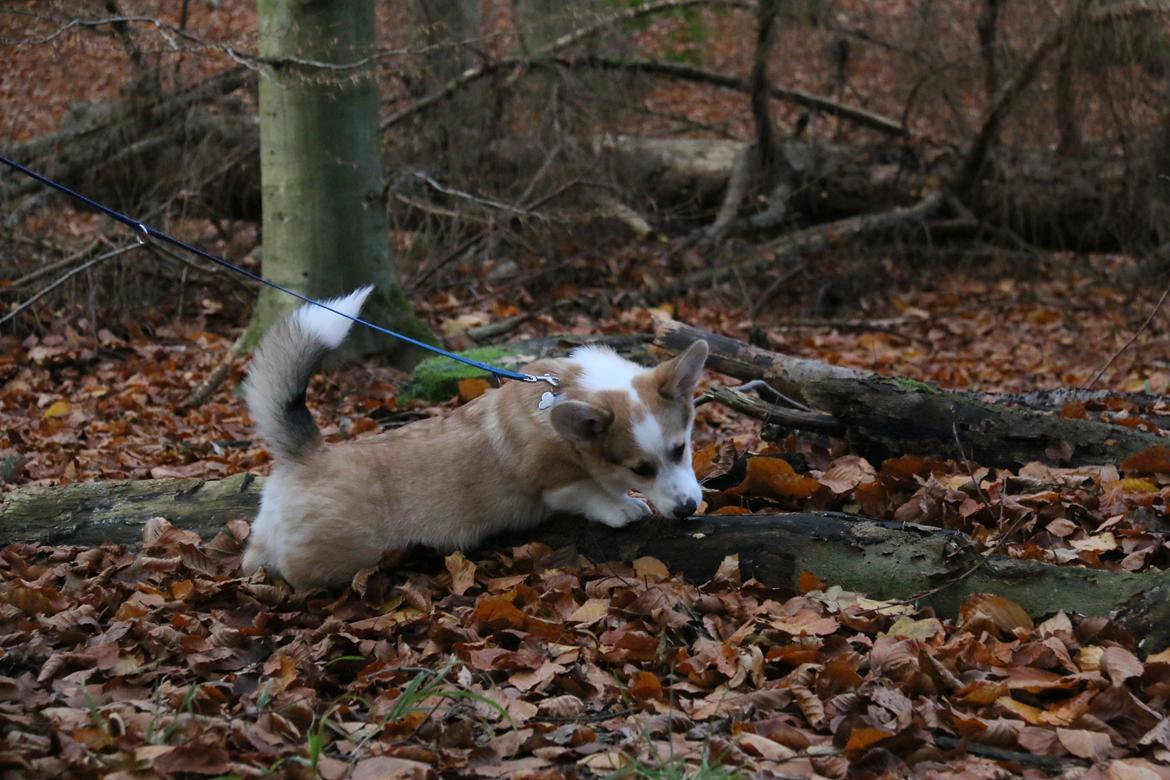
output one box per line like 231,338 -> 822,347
0,154 -> 558,386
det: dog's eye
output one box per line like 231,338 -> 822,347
630,461 -> 657,478
670,443 -> 686,462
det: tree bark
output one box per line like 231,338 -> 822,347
656,318 -> 1169,468
249,0 -> 434,364
3,476 -> 1169,650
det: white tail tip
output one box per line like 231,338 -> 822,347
295,285 -> 374,349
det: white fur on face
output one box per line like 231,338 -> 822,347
567,345 -> 703,516
631,409 -> 664,453
295,285 -> 373,348
641,420 -> 702,513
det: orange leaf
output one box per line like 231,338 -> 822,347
711,506 -> 751,515
956,680 -> 1009,705
471,596 -> 526,629
458,378 -> 491,403
797,571 -> 825,594
349,416 -> 379,435
691,443 -> 720,480
724,457 -> 820,501
845,726 -> 894,753
1120,445 -> 1170,474
880,454 -> 937,481
170,580 -> 194,601
629,671 -> 663,701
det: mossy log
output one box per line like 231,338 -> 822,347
656,318 -> 1167,468
2,475 -> 1169,651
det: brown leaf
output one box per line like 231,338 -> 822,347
471,596 -> 526,630
1101,646 -> 1144,686
958,593 -> 1034,637
736,732 -> 796,760
1056,727 -> 1113,759
537,694 -> 585,719
351,755 -> 435,780
152,745 -> 231,776
819,455 -> 876,494
713,553 -> 741,584
633,556 -> 670,580
567,598 -> 610,625
444,551 -> 477,596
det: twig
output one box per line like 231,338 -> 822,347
554,56 -> 906,136
0,243 -> 141,327
179,336 -> 246,410
405,234 -> 484,293
5,237 -> 102,289
465,300 -> 573,342
952,15 -> 1068,193
748,262 -> 805,320
533,707 -> 638,723
678,192 -> 944,290
412,172 -> 544,219
700,385 -> 841,434
1083,277 -> 1170,389
729,379 -> 812,413
932,735 -> 1071,771
381,0 -> 751,131
750,0 -> 781,174
700,142 -> 755,252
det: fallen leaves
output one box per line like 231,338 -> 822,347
3,523 -> 1165,778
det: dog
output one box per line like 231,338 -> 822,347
240,286 -> 709,590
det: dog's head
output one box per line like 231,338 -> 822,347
550,341 -> 709,518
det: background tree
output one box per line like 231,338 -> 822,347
248,0 -> 434,363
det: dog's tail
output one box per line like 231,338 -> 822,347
245,286 -> 373,462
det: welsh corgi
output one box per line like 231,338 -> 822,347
240,287 -> 708,590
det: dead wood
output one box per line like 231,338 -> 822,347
555,57 -> 906,137
3,475 -> 1169,650
675,191 -> 944,290
952,17 -> 1068,195
656,318 -> 1169,468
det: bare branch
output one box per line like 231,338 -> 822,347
382,0 -> 751,131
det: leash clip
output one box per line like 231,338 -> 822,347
133,222 -> 150,246
524,372 -> 560,388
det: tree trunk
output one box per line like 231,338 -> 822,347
655,318 -> 1168,468
2,476 -> 1168,651
248,0 -> 434,363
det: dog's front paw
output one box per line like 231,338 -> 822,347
590,495 -> 651,529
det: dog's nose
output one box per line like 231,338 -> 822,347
672,498 -> 698,518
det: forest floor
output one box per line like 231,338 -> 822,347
4,238 -> 1170,779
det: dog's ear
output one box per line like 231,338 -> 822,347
550,400 -> 614,444
655,340 -> 709,399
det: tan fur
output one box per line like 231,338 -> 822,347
241,301 -> 707,590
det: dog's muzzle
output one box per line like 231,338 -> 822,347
671,498 -> 698,519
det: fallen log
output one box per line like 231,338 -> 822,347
656,318 -> 1169,468
2,475 -> 1168,652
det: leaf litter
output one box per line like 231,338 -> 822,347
6,224 -> 1170,778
